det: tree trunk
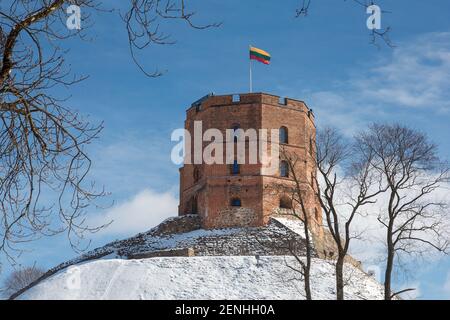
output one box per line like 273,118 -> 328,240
303,218 -> 312,300
336,254 -> 345,300
384,223 -> 395,300
304,266 -> 312,300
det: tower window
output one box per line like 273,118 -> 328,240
279,196 -> 292,209
279,126 -> 288,144
231,160 -> 240,175
280,160 -> 289,177
193,166 -> 201,183
190,195 -> 198,214
231,198 -> 242,207
232,123 -> 240,142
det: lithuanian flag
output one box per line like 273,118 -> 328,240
250,46 -> 271,65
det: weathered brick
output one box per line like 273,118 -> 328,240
179,93 -> 323,237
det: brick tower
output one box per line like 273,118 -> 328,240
178,93 -> 322,235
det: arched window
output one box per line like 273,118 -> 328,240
231,159 -> 240,175
280,160 -> 289,177
231,198 -> 241,207
279,196 -> 292,209
279,126 -> 288,144
309,137 -> 314,155
193,166 -> 201,183
232,123 -> 240,142
191,195 -> 198,214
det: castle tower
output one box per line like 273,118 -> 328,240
178,93 -> 322,235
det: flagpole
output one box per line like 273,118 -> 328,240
249,45 -> 253,93
249,59 -> 253,93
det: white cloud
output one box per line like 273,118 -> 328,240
357,32 -> 450,111
298,32 -> 450,135
89,189 -> 178,237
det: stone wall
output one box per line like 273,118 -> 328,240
212,207 -> 258,228
116,218 -> 317,259
128,248 -> 195,259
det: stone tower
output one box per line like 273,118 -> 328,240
178,93 -> 322,235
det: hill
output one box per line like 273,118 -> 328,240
18,256 -> 384,300
12,215 -> 383,300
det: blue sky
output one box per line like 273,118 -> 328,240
1,0 -> 450,299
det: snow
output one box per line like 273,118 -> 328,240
18,256 -> 384,300
13,216 -> 385,300
9,216 -> 310,300
273,217 -> 307,238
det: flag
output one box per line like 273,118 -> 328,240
250,46 -> 271,65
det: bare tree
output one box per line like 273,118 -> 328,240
356,123 -> 450,300
2,265 -> 45,297
314,127 -> 385,300
0,1 -> 217,262
266,146 -> 316,300
123,0 -> 221,76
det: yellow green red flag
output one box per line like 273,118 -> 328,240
250,46 -> 271,65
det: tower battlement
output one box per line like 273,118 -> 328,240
187,93 -> 315,122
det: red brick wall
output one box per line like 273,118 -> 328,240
179,93 -> 322,234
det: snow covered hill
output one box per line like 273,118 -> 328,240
11,215 -> 385,300
18,256 -> 384,300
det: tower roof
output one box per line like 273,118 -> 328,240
188,92 -> 314,118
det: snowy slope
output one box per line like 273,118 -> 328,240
18,256 -> 384,300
